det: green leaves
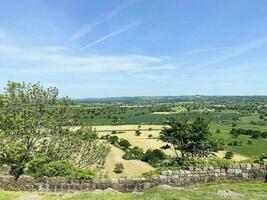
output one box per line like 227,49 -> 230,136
160,116 -> 223,158
0,81 -> 110,179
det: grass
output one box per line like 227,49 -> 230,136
52,181 -> 267,200
2,181 -> 265,200
0,190 -> 21,200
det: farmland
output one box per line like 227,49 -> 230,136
70,96 -> 267,177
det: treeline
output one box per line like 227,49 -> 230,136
230,128 -> 267,139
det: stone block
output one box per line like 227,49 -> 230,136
159,175 -> 166,180
161,171 -> 168,176
227,169 -> 235,173
235,169 -> 242,174
252,163 -> 260,170
263,159 -> 267,166
242,173 -> 248,178
184,170 -> 191,175
233,163 -> 240,169
214,169 -> 221,173
240,163 -> 247,169
246,164 -> 252,170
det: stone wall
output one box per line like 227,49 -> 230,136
0,161 -> 266,192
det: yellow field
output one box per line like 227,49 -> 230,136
72,124 -> 250,177
92,124 -> 165,131
104,145 -> 154,177
215,151 -> 248,161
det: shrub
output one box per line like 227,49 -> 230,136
113,163 -> 124,173
135,130 -> 142,136
251,132 -> 261,139
142,149 -> 166,165
148,128 -> 152,131
123,146 -> 144,160
111,130 -> 117,134
247,140 -> 253,145
118,139 -> 131,150
108,135 -> 119,144
216,129 -> 221,133
160,144 -> 171,150
224,151 -> 234,159
27,160 -> 94,180
148,134 -> 153,139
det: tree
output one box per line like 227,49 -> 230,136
159,116 -> 223,158
224,151 -> 234,159
0,81 -> 109,179
135,130 -> 142,136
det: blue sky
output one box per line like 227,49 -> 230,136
0,0 -> 267,98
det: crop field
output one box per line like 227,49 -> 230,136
104,145 -> 154,177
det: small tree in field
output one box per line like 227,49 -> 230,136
159,116 -> 223,158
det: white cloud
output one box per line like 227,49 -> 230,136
70,0 -> 139,41
81,20 -> 144,49
0,43 -> 174,75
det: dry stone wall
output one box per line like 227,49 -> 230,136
0,161 -> 266,192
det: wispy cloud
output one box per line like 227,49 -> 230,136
187,37 -> 267,70
81,20 -> 144,49
0,43 -> 173,75
181,46 -> 231,55
69,0 -> 139,41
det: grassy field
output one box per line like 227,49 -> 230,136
1,181 -> 266,200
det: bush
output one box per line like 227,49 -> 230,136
113,163 -> 124,173
27,160 -> 94,180
148,134 -> 153,139
148,128 -> 152,131
108,135 -> 119,144
135,130 -> 142,136
224,151 -> 234,159
247,140 -> 253,145
160,144 -> 171,150
142,149 -> 166,165
160,157 -> 233,169
111,130 -> 117,134
216,129 -> 221,133
118,139 -> 131,150
123,146 -> 144,160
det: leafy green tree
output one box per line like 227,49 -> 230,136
0,81 -> 109,179
159,116 -> 223,158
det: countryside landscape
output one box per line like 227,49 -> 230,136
0,0 -> 267,199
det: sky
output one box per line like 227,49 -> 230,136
0,0 -> 267,98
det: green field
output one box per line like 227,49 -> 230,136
1,181 -> 266,200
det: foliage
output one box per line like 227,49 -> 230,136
0,81 -> 109,179
142,149 -> 166,165
113,163 -> 124,174
135,130 -> 142,136
224,151 -> 234,159
123,146 -> 144,160
159,116 -> 223,157
118,139 -> 131,150
230,128 -> 267,139
28,160 -> 94,180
